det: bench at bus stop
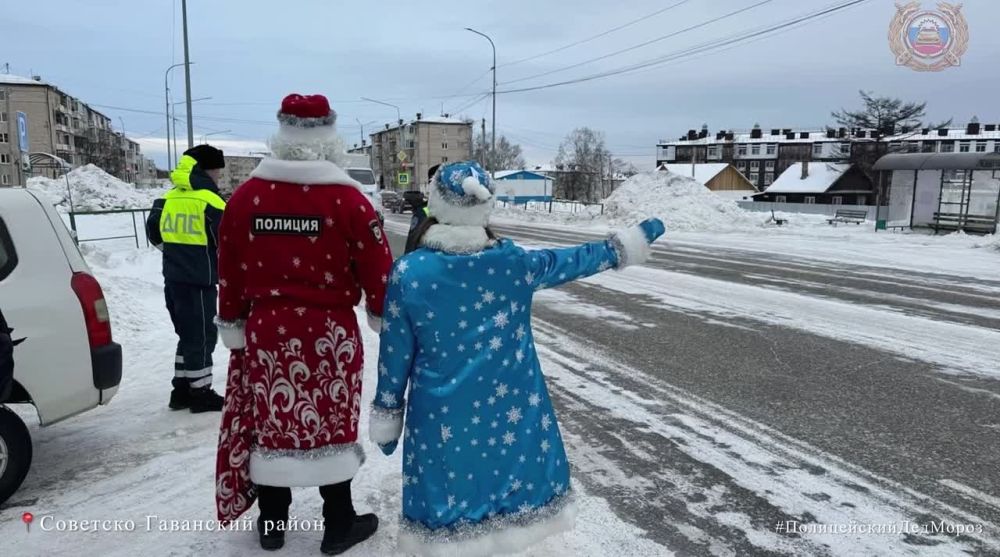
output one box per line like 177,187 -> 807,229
827,209 -> 867,226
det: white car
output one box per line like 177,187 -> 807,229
0,187 -> 122,505
345,166 -> 385,222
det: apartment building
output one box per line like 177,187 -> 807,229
656,120 -> 1000,192
370,114 -> 473,190
0,73 -> 144,184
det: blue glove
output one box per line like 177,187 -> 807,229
378,441 -> 398,456
639,218 -> 665,243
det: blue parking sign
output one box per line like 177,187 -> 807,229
16,112 -> 28,153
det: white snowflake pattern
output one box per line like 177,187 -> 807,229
495,383 -> 509,397
270,289 -> 281,297
528,393 -> 541,406
324,272 -> 335,284
510,301 -> 520,314
387,301 -> 401,318
511,479 -> 523,491
482,291 -> 496,304
292,257 -> 301,268
518,502 -> 533,514
380,391 -> 398,406
457,344 -> 466,353
460,305 -> 468,313
379,363 -> 389,376
474,342 -> 484,351
441,406 -> 449,414
489,337 -> 503,351
506,407 -> 523,424
473,400 -> 481,409
487,396 -> 497,406
426,311 -> 436,320
598,260 -> 613,272
458,320 -> 468,329
515,325 -> 526,340
441,424 -> 453,443
487,437 -> 497,447
397,260 -> 410,273
515,349 -> 525,363
502,431 -> 517,446
541,414 -> 552,431
277,326 -> 287,335
447,495 -> 456,508
474,302 -> 484,311
493,311 -> 510,328
540,439 -> 550,453
524,272 -> 535,285
478,325 -> 487,333
491,420 -> 499,428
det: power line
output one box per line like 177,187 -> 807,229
502,0 -> 775,86
501,0 -> 696,68
496,0 -> 870,95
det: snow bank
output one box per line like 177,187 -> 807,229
493,171 -> 762,232
27,164 -> 166,211
602,171 -> 762,231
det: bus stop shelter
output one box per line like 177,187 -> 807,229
873,152 -> 1000,234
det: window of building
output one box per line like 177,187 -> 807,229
764,172 -> 774,185
975,141 -> 987,153
812,143 -> 823,157
832,196 -> 843,205
804,196 -> 816,204
442,156 -> 449,163
839,143 -> 851,156
941,141 -> 955,153
737,144 -> 747,156
775,195 -> 787,203
766,143 -> 776,155
765,160 -> 775,170
442,142 -> 449,149
0,90 -> 5,101
0,133 -> 8,144
707,145 -> 719,158
750,161 -> 760,170
0,154 -> 10,165
959,141 -> 971,153
0,174 -> 9,186
921,141 -> 935,153
737,161 -> 746,170
749,172 -> 759,183
995,142 -> 1000,153
857,196 -> 867,206
750,144 -> 761,155
0,112 -> 7,123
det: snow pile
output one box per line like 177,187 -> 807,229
603,171 -> 761,231
27,164 -> 166,211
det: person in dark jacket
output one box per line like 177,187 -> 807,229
0,308 -> 16,402
146,145 -> 227,413
402,164 -> 437,254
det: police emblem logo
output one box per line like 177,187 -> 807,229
889,1 -> 969,72
369,220 -> 384,244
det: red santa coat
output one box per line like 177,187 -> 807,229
214,157 -> 391,515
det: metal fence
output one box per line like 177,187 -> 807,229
737,201 -> 878,220
497,199 -> 605,216
68,208 -> 151,248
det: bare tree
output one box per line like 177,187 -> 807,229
555,128 -> 610,202
473,132 -> 525,171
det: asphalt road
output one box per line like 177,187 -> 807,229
383,215 -> 1000,556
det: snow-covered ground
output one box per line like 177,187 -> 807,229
0,220 -> 667,555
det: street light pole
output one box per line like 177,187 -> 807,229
164,62 -> 186,169
181,0 -> 194,149
465,27 -> 496,175
362,97 -> 404,188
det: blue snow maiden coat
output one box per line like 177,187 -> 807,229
369,213 -> 664,556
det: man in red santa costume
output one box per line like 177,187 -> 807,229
214,93 -> 392,554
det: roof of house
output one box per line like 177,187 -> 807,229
373,116 -> 471,133
765,162 -> 851,194
873,152 -> 1000,171
658,126 -> 1000,146
658,163 -> 730,184
495,170 -> 550,180
0,74 -> 49,86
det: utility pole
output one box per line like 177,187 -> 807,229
164,62 -> 186,169
181,0 -> 194,149
481,118 -> 487,168
466,28 -> 496,176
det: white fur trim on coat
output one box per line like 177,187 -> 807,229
250,157 -> 362,189
610,224 -> 651,268
420,224 -> 493,254
397,497 -> 578,557
249,443 -> 364,487
369,405 -> 404,445
366,312 -> 383,334
427,186 -> 493,227
214,317 -> 246,350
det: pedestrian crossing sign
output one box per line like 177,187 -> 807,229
398,172 -> 410,185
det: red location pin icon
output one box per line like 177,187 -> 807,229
22,512 -> 34,532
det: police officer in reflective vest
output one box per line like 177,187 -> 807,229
403,164 -> 438,254
146,145 -> 227,413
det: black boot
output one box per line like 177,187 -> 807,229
320,514 -> 378,555
319,481 -> 378,555
168,378 -> 190,410
257,485 -> 291,551
188,387 -> 224,413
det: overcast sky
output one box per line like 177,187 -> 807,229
5,0 -> 999,169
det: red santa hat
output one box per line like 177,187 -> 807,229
274,93 -> 338,145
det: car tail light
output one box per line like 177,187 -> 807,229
71,272 -> 113,348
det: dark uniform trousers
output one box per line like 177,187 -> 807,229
164,281 -> 218,390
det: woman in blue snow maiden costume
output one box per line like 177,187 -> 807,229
369,160 -> 665,556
